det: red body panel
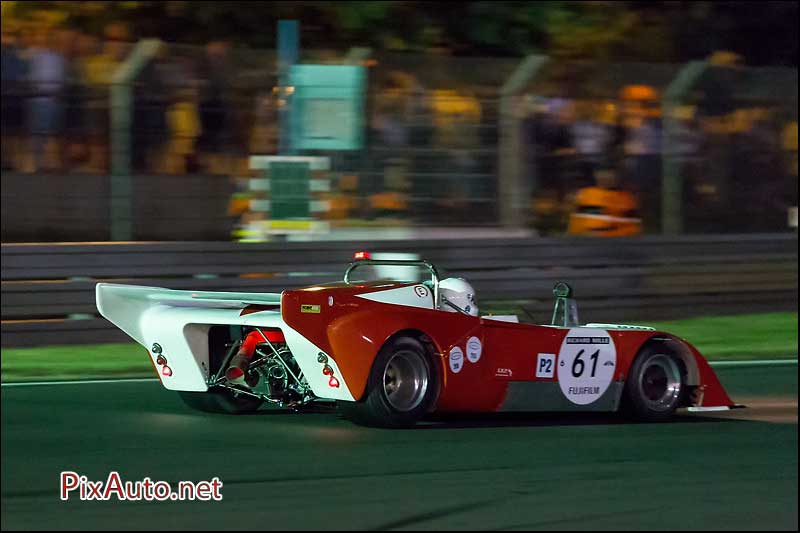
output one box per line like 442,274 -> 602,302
687,342 -> 735,407
281,283 -> 734,412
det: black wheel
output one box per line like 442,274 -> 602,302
339,336 -> 436,428
623,346 -> 685,422
178,389 -> 263,414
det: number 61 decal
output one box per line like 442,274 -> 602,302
557,328 -> 617,405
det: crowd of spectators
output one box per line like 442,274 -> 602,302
2,21 -> 796,233
2,23 -> 130,173
363,72 -> 497,223
518,86 -> 797,233
1,22 -> 273,177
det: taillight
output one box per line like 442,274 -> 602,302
152,344 -> 172,377
318,352 -> 340,388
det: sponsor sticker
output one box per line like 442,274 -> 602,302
414,285 -> 429,298
495,367 -> 513,378
300,304 -> 321,314
449,346 -> 464,374
566,336 -> 610,345
466,336 -> 482,363
557,328 -> 617,405
535,353 -> 556,378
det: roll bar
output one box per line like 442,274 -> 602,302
343,259 -> 440,306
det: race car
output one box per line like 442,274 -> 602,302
96,251 -> 737,427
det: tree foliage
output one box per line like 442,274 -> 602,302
3,1 -> 797,65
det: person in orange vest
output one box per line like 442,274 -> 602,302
568,166 -> 642,237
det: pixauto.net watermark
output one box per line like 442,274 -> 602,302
60,471 -> 223,502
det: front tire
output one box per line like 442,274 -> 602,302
623,347 -> 685,422
339,336 -> 436,428
179,390 -> 263,414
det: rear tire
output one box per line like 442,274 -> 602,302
623,346 -> 685,422
339,336 -> 436,428
179,390 -> 263,414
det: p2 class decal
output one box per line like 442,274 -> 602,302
466,336 -> 482,363
557,328 -> 617,405
301,304 -> 321,314
535,353 -> 556,378
449,346 -> 465,374
414,285 -> 429,298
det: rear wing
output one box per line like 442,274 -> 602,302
96,283 -> 281,344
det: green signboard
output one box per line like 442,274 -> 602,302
289,65 -> 366,151
269,162 -> 311,219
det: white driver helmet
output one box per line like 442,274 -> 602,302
439,278 -> 478,316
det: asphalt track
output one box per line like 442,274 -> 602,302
1,366 -> 797,531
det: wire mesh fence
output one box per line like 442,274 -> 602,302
1,37 -> 797,241
515,59 -> 798,235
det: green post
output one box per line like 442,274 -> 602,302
662,60 -> 708,235
278,20 -> 299,156
109,39 -> 162,241
498,55 -> 548,228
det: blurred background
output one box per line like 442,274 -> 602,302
1,1 -> 797,242
0,1 -> 797,351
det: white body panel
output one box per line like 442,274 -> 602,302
356,284 -> 434,309
481,315 -> 519,323
95,283 -> 354,400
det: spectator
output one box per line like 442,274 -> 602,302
730,108 -> 786,230
783,120 -> 798,182
131,45 -> 168,174
571,99 -> 612,187
60,29 -> 88,171
26,27 -> 67,172
430,89 -> 483,220
784,120 -> 798,229
83,24 -> 130,173
536,96 -> 574,200
248,89 -> 278,157
1,23 -> 28,171
408,85 -> 433,148
165,86 -> 202,175
667,105 -> 705,228
620,86 -> 662,232
198,41 -> 233,175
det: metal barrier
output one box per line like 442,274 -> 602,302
1,173 -> 236,242
2,234 -> 796,346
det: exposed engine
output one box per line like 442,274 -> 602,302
247,342 -> 312,407
208,325 -> 314,408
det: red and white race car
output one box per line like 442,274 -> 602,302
96,252 -> 736,427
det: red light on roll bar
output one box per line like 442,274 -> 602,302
353,251 -> 371,260
162,365 -> 173,377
